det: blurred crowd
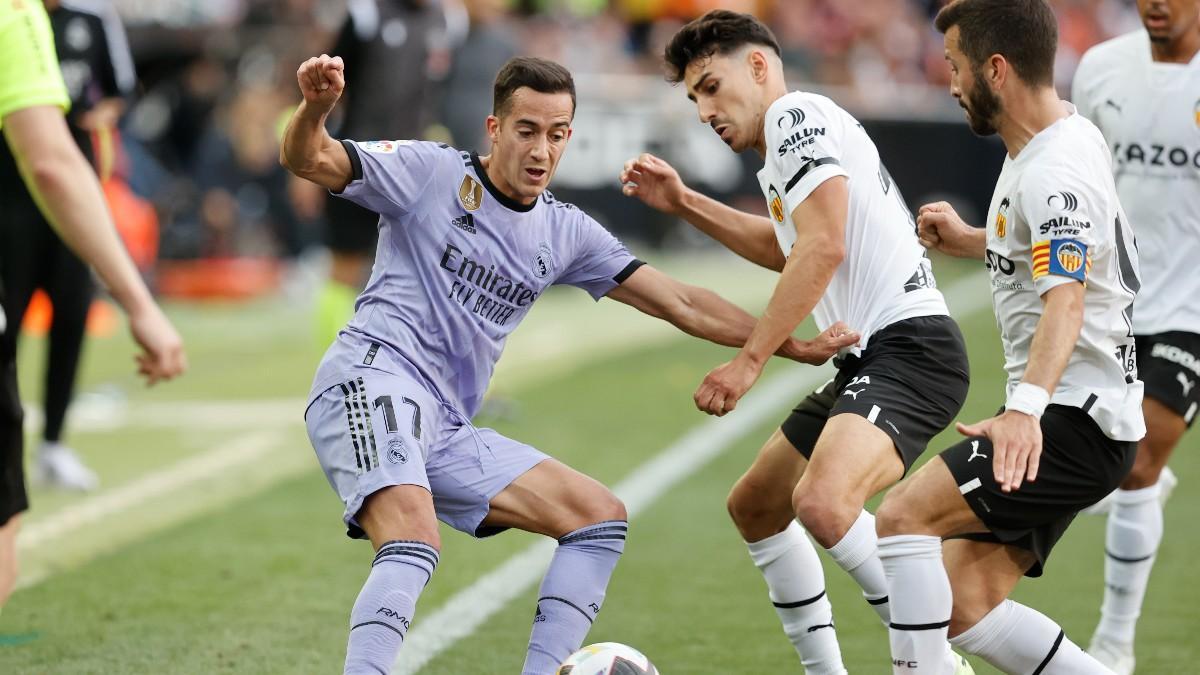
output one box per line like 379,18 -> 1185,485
95,0 -> 1141,264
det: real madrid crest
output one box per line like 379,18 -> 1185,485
533,244 -> 555,279
459,175 -> 484,212
387,437 -> 408,464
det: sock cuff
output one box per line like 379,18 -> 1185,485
949,599 -> 1012,655
827,510 -> 877,570
877,534 -> 940,561
1114,483 -> 1161,505
746,520 -> 808,567
374,540 -> 440,579
558,520 -> 628,550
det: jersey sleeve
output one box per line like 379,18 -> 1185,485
764,99 -> 850,218
1070,49 -> 1101,123
1018,163 -> 1106,295
0,1 -> 69,126
336,139 -> 442,216
554,212 -> 642,300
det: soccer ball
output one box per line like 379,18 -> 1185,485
556,642 -> 659,675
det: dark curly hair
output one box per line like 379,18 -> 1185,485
663,10 -> 781,84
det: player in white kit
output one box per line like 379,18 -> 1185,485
1072,2 -> 1200,670
622,10 -> 971,673
876,1 -> 1145,673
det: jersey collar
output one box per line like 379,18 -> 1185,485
470,153 -> 537,213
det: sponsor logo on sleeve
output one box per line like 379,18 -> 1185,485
1047,191 -> 1078,212
459,175 -> 484,211
777,107 -> 806,129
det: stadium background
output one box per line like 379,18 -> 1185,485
4,0 -> 1197,672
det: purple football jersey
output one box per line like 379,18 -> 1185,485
309,140 -> 640,417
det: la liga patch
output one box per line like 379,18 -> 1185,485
357,140 -> 403,154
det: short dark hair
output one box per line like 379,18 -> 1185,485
492,56 -> 576,118
935,0 -> 1057,87
663,10 -> 781,84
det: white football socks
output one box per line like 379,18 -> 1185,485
747,521 -> 846,675
827,510 -> 890,623
1096,483 -> 1163,646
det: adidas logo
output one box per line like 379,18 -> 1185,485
451,214 -> 476,234
533,604 -> 547,623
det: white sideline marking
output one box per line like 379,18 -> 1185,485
395,272 -> 992,673
18,430 -> 285,552
394,367 -> 828,674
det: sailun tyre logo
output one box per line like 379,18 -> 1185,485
387,438 -> 408,464
533,244 -> 555,279
1047,191 -> 1079,212
1056,242 -> 1085,273
777,107 -> 806,129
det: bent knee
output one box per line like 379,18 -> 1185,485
874,485 -> 938,538
727,482 -> 794,541
791,488 -> 860,546
573,488 -> 626,527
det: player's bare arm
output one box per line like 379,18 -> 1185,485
693,176 -> 848,416
605,264 -> 859,365
2,106 -> 187,385
280,54 -> 353,192
917,200 -> 986,259
620,153 -> 785,271
957,282 -> 1084,493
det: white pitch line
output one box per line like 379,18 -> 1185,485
17,429 -> 285,555
395,271 -> 991,673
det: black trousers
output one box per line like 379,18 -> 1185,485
0,198 -> 94,443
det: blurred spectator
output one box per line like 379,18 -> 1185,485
317,0 -> 456,347
441,0 -> 518,151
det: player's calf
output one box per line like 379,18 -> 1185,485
523,519 -> 628,675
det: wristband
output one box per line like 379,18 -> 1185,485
1006,382 -> 1049,418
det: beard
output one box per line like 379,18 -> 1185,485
962,75 -> 1002,136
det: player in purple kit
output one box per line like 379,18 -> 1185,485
282,53 -> 858,674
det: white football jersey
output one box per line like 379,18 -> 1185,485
985,107 -> 1144,442
1072,30 -> 1200,335
757,92 -> 947,355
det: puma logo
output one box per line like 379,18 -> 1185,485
968,440 -> 988,463
807,621 -> 836,633
843,388 -> 865,400
1179,371 -> 1195,397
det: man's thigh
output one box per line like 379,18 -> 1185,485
481,458 -> 623,539
940,406 -> 1134,577
305,368 -> 443,539
426,426 -> 551,538
800,412 -> 906,505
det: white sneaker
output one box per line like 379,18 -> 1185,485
36,442 -> 99,491
1082,465 -> 1178,515
1088,635 -> 1135,675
